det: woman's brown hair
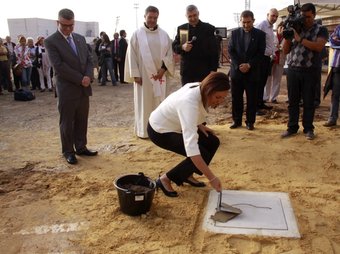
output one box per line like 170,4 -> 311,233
200,72 -> 230,108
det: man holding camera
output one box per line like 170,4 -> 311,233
281,3 -> 328,140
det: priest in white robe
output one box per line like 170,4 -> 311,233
125,5 -> 175,138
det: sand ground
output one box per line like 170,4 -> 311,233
0,66 -> 339,254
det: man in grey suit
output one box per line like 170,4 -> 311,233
45,8 -> 97,164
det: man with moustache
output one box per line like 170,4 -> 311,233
228,10 -> 266,131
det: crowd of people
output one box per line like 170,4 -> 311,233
125,3 -> 335,197
93,30 -> 128,86
0,35 -> 53,94
0,30 -> 129,94
0,3 -> 338,198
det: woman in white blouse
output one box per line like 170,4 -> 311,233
147,72 -> 230,197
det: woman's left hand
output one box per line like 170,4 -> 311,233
198,124 -> 215,137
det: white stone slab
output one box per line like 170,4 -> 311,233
203,190 -> 300,238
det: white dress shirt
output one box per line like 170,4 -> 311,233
149,83 -> 207,157
256,19 -> 275,57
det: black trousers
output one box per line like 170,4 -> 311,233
118,59 -> 125,83
231,77 -> 259,125
30,66 -> 40,90
58,96 -> 89,155
286,68 -> 317,133
147,123 -> 220,186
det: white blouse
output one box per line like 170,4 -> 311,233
149,83 -> 207,157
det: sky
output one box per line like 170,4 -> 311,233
0,0 -> 294,40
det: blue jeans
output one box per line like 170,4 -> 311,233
21,67 -> 32,88
101,57 -> 116,85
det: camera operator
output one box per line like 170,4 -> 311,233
281,3 -> 328,140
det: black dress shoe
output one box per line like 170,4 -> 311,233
230,122 -> 242,129
76,149 -> 98,156
65,154 -> 77,164
281,130 -> 297,138
183,179 -> 206,187
256,110 -> 266,116
246,123 -> 254,130
323,121 -> 336,127
156,178 -> 178,197
258,103 -> 273,110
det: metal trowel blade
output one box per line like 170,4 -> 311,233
218,191 -> 242,214
220,202 -> 242,214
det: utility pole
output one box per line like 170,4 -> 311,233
233,13 -> 240,27
133,2 -> 139,29
245,0 -> 250,10
115,16 -> 120,33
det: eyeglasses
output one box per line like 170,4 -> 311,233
58,21 -> 74,29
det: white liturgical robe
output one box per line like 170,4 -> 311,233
125,25 -> 174,138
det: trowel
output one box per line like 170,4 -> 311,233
210,191 -> 242,223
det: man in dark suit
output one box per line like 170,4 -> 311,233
228,10 -> 266,130
119,30 -> 128,84
111,32 -> 120,82
172,5 -> 218,85
45,8 -> 97,164
95,31 -> 106,83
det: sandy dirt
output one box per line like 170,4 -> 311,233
0,66 -> 339,254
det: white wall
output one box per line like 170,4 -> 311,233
7,18 -> 99,43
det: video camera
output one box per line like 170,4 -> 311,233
282,3 -> 305,40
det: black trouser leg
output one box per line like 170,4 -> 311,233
231,78 -> 245,125
147,123 -> 220,186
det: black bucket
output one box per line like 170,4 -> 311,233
114,172 -> 156,216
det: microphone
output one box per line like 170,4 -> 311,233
190,36 -> 197,43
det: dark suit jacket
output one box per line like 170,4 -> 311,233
228,27 -> 265,82
44,31 -> 93,101
119,37 -> 128,60
95,38 -> 102,57
172,20 -> 218,81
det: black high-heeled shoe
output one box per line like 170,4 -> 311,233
183,178 -> 206,187
156,178 -> 178,198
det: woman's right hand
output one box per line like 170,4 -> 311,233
209,177 -> 222,192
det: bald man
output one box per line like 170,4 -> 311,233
255,8 -> 279,114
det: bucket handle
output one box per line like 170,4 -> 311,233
137,172 -> 154,189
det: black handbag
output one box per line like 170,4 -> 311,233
14,89 -> 35,101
